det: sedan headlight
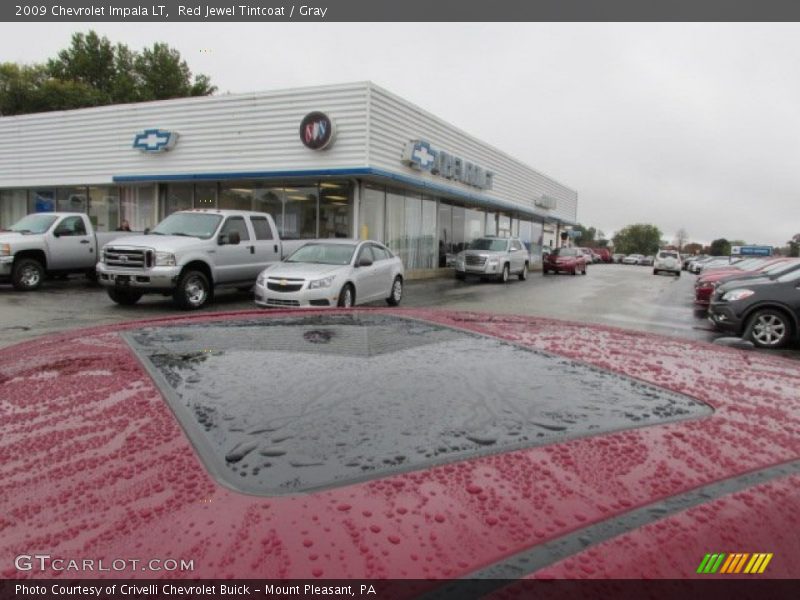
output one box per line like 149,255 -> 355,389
154,251 -> 176,267
308,275 -> 335,289
0,243 -> 10,256
256,271 -> 269,286
722,289 -> 754,302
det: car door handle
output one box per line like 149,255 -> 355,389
80,240 -> 90,244
249,245 -> 254,254
274,244 -> 278,253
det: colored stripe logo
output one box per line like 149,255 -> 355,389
697,553 -> 773,574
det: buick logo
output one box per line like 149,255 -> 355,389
299,112 -> 336,150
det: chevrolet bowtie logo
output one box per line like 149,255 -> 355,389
279,280 -> 288,286
133,129 -> 179,153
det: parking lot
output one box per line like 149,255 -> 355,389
2,263 -> 797,358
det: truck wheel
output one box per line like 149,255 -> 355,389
12,258 -> 44,291
174,269 -> 211,310
107,288 -> 143,306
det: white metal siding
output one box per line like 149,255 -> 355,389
0,83 -> 369,187
366,84 -> 577,223
0,81 -> 576,223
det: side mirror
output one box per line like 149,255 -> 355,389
358,257 -> 373,268
144,228 -> 150,235
52,230 -> 61,238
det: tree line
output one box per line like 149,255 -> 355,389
0,31 -> 215,116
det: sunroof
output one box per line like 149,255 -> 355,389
124,314 -> 711,495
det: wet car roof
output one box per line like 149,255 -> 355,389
124,314 -> 709,495
1,309 -> 799,580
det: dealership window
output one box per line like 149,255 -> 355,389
88,186 -> 120,231
531,221 -> 544,263
255,187 -> 284,226
319,181 -> 351,238
464,208 -> 485,244
165,183 -> 193,216
194,183 -> 217,209
385,189 -> 406,266
498,213 -> 511,237
0,189 -> 28,229
220,182 -> 254,211
485,211 -> 498,236
359,184 -> 385,242
57,187 -> 88,213
31,189 -> 56,213
438,202 -> 453,267
451,205 -> 466,254
420,196 -> 437,269
121,184 -> 157,231
283,186 -> 318,239
404,193 -> 422,269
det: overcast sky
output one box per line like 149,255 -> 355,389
3,22 -> 799,247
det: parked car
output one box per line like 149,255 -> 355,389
576,247 -> 595,264
3,310 -> 799,580
638,255 -> 655,266
592,248 -> 613,263
689,256 -> 731,274
97,210 -> 304,310
653,250 -> 681,276
454,236 -> 529,282
255,240 -> 404,308
612,253 -> 626,263
542,246 -> 588,275
682,254 -> 704,270
0,212 -> 136,291
693,258 -> 793,306
709,267 -> 800,348
622,254 -> 642,265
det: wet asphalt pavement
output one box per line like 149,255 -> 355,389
1,263 -> 797,358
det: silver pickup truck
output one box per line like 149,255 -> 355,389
0,212 -> 136,291
97,209 -> 304,310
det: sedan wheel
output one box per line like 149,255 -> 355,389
386,277 -> 403,306
338,284 -> 354,308
747,310 -> 791,349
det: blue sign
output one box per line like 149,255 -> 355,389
133,129 -> 179,153
731,245 -> 772,257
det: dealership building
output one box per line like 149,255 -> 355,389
0,81 -> 577,274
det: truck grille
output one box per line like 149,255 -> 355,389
465,255 -> 486,267
105,247 -> 149,269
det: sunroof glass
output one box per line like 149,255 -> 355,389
125,314 -> 711,496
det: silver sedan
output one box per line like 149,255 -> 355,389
255,240 -> 405,308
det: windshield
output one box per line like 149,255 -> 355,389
286,243 -> 356,265
658,252 -> 679,259
151,213 -> 223,239
8,214 -> 58,234
469,238 -> 508,251
767,261 -> 800,277
551,247 -> 577,257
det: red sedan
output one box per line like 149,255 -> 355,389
694,257 -> 792,306
543,247 -> 588,275
1,309 -> 799,588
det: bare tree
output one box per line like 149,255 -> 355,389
674,228 -> 689,251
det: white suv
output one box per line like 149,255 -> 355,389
653,250 -> 681,277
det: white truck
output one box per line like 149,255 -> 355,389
0,212 -> 136,291
97,209 -> 305,310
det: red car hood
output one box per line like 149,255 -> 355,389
1,310 -> 798,581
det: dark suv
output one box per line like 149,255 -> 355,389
708,267 -> 800,348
